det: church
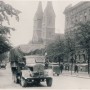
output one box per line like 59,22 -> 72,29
32,1 -> 55,45
20,1 -> 63,53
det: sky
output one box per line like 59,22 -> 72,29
3,0 -> 81,46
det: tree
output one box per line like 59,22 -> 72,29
74,21 -> 90,74
0,1 -> 20,55
65,33 -> 76,63
65,33 -> 76,74
45,38 -> 65,63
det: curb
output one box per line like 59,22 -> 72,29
61,74 -> 90,79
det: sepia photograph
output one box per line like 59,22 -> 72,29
0,0 -> 90,89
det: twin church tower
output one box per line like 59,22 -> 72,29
32,1 -> 55,45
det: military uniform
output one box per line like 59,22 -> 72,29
45,59 -> 49,69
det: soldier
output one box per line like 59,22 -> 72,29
45,58 -> 49,69
60,64 -> 64,74
74,64 -> 78,73
9,46 -> 25,83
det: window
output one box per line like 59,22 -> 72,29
71,17 -> 74,24
83,54 -> 85,61
89,9 -> 90,15
79,54 -> 81,60
80,14 -> 83,22
75,55 -> 77,60
66,17 -> 68,25
75,16 -> 78,23
84,12 -> 87,21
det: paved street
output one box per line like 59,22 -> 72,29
0,63 -> 90,89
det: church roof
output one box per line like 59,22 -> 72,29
19,44 -> 45,53
34,1 -> 43,20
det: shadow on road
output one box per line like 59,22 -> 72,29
15,83 -> 46,87
26,83 -> 46,87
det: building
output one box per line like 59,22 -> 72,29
20,1 -> 64,55
32,1 -> 55,45
19,1 -> 56,54
64,1 -> 90,63
32,2 -> 43,44
42,1 -> 55,45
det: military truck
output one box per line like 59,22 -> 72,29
12,55 -> 53,87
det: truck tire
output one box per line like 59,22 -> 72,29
46,78 -> 52,87
20,77 -> 27,87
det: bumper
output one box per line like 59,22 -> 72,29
24,77 -> 52,83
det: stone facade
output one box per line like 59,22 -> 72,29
64,1 -> 90,63
42,1 -> 55,45
64,2 -> 90,31
32,1 -> 55,45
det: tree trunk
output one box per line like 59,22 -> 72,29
71,63 -> 73,75
88,55 -> 90,74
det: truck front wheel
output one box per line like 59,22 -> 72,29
46,78 -> 52,87
20,77 -> 27,87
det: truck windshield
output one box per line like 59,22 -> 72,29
35,58 -> 45,63
25,56 -> 45,64
26,58 -> 36,64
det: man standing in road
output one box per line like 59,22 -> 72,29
60,64 -> 64,74
74,64 -> 78,73
45,58 -> 49,69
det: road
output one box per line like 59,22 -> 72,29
0,63 -> 90,89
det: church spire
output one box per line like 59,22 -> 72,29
32,1 -> 43,44
43,1 -> 55,17
34,1 -> 43,20
42,1 -> 55,45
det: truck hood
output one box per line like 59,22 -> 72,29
21,70 -> 31,79
26,63 -> 44,73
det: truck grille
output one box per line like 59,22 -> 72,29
32,64 -> 44,77
33,72 -> 44,77
33,64 -> 44,72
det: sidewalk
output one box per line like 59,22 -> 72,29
61,70 -> 90,79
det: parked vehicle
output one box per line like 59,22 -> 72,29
49,63 -> 60,76
12,55 -> 53,87
0,62 -> 6,69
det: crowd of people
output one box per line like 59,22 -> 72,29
59,63 -> 79,74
